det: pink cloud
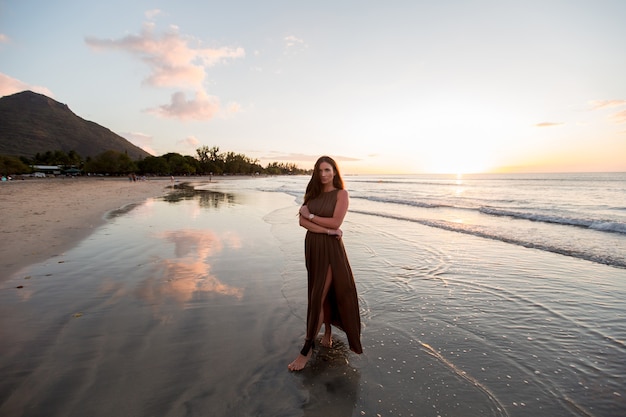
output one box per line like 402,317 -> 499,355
225,102 -> 241,114
284,35 -> 307,54
609,109 -> 626,124
147,90 -> 220,120
589,99 -> 626,109
120,131 -> 155,154
534,122 -> 563,127
587,100 -> 626,124
176,135 -> 201,151
0,72 -> 54,97
145,9 -> 162,20
261,152 -> 361,163
85,23 -> 244,89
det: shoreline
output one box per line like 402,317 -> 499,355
0,177 -> 175,281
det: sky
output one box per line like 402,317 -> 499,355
1,0 -> 625,174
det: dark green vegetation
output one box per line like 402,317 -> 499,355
0,91 -> 308,177
1,145 -> 306,177
0,154 -> 30,176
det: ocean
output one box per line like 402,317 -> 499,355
1,172 -> 624,417
258,172 -> 626,269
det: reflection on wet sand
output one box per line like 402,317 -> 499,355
163,185 -> 238,209
300,339 -> 360,417
136,229 -> 243,304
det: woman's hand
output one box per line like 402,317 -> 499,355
300,205 -> 311,218
329,228 -> 343,240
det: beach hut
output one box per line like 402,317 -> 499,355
31,165 -> 62,176
63,168 -> 82,176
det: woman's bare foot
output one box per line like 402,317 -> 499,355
288,350 -> 312,371
321,332 -> 332,348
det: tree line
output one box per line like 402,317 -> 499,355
0,145 -> 310,177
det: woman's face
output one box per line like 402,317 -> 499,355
318,161 -> 335,186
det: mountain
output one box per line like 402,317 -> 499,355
0,91 -> 152,160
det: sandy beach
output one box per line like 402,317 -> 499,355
0,177 -> 173,280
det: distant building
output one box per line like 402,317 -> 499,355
31,165 -> 62,175
64,168 -> 82,176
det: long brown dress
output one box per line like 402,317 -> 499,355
304,189 -> 363,354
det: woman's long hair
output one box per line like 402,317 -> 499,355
303,156 -> 345,204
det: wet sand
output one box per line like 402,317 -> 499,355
1,179 -> 623,417
0,177 -> 173,280
0,184 -> 312,417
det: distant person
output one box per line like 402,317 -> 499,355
288,156 -> 363,371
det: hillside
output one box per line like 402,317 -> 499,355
0,91 -> 151,160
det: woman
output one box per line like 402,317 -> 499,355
288,156 -> 363,371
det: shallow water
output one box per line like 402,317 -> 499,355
272,204 -> 626,417
1,182 -> 624,417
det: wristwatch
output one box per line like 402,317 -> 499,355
308,213 -> 315,220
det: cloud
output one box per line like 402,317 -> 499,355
589,99 -> 626,109
609,109 -> 626,124
85,23 -> 245,90
119,131 -> 156,154
284,35 -> 307,54
261,152 -> 361,163
85,20 -> 245,121
0,33 -> 9,44
332,155 -> 362,162
0,72 -> 54,97
147,90 -> 221,120
225,101 -> 241,114
176,135 -> 201,151
534,122 -> 563,127
145,9 -> 162,20
588,99 -> 626,124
